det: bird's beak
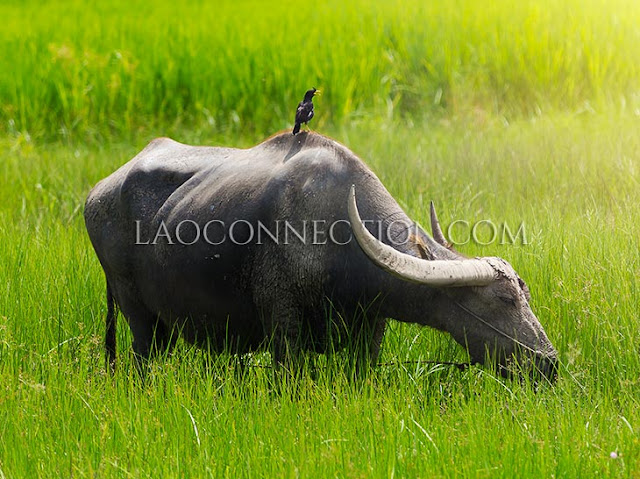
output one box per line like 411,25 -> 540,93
314,89 -> 322,96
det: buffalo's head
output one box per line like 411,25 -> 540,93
348,186 -> 558,381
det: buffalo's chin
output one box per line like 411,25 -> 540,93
477,352 -> 558,383
501,355 -> 558,383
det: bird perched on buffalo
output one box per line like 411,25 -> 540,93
293,88 -> 319,135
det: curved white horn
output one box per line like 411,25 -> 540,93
348,185 -> 497,287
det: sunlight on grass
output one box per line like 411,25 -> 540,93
1,0 -> 639,476
1,114 -> 639,476
2,0 -> 640,141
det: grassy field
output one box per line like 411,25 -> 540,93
3,0 -> 640,142
1,0 -> 640,477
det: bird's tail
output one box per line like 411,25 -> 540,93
292,123 -> 301,135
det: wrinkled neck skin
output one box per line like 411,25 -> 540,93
341,178 -> 459,331
379,276 -> 469,345
374,236 -> 462,335
363,219 -> 462,333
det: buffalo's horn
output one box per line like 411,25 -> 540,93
348,186 -> 497,287
429,201 -> 450,247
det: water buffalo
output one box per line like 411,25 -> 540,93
84,131 -> 557,379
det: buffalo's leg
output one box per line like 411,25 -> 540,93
271,315 -> 302,370
367,316 -> 387,366
260,301 -> 306,378
350,316 -> 387,375
114,290 -> 173,368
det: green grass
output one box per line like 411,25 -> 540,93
3,0 -> 640,141
2,114 -> 639,477
2,0 -> 640,477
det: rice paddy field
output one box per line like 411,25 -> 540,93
1,0 -> 639,477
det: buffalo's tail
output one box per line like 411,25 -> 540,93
105,281 -> 117,371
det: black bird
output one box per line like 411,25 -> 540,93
293,88 -> 318,135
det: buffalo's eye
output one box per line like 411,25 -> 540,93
498,295 -> 517,307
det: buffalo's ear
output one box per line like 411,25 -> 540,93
408,233 -> 431,260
